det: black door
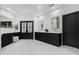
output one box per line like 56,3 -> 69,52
63,11 -> 79,48
20,21 -> 34,39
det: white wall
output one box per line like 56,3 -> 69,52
37,4 -> 79,33
13,15 -> 34,32
48,9 -> 63,33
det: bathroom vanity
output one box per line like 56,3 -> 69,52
1,32 -> 20,47
35,32 -> 62,47
0,28 -> 17,47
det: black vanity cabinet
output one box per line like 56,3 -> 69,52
1,32 -> 20,47
1,33 -> 13,47
35,32 -> 61,47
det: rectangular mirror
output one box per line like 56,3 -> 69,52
51,16 -> 60,29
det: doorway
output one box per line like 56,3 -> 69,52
20,21 -> 34,39
62,11 -> 79,48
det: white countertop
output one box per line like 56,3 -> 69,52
0,28 -> 19,34
35,31 -> 62,34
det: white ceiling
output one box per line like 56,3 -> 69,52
0,4 -> 51,16
0,4 -> 65,18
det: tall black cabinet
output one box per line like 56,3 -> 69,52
63,11 -> 79,48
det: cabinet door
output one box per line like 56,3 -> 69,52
2,34 -> 12,47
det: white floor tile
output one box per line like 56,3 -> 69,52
1,40 -> 79,55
